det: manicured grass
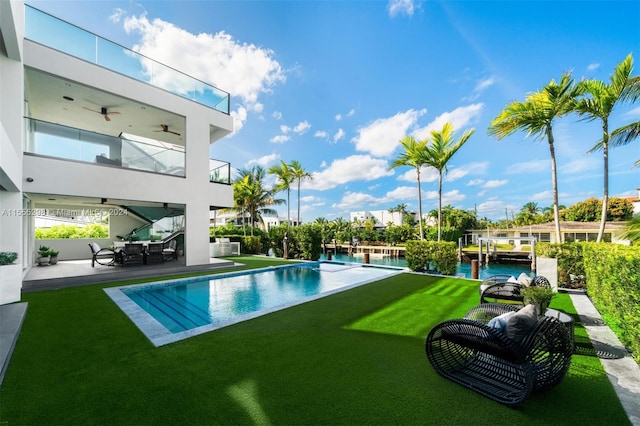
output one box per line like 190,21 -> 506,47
0,256 -> 630,425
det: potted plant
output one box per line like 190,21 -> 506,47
48,249 -> 60,265
37,245 -> 51,266
0,251 -> 21,305
0,252 -> 18,265
521,286 -> 555,316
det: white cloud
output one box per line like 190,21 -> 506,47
335,114 -> 342,121
530,190 -> 553,202
587,63 -> 600,71
347,109 -> 355,117
476,199 -> 506,217
230,106 -> 247,134
396,166 -> 438,183
303,155 -> 395,191
246,153 -> 279,168
314,130 -> 328,138
352,108 -> 426,157
251,103 -> 264,113
483,179 -> 508,189
280,125 -> 291,134
468,179 -> 485,186
272,111 -> 282,120
270,135 -> 290,144
475,76 -> 495,92
560,157 -> 599,174
505,159 -> 548,174
121,13 -> 285,110
333,128 -> 346,142
625,106 -> 640,118
413,104 -> 483,140
293,121 -> 311,134
388,0 -> 416,17
332,186 -> 416,210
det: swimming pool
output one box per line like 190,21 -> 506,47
319,253 -> 532,279
105,261 -> 405,346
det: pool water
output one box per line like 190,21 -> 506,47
105,261 -> 404,346
319,253 -> 532,279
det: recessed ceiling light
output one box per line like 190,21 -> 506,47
140,106 -> 146,110
64,83 -> 71,87
63,96 -> 74,101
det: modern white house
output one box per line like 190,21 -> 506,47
350,209 -> 435,229
0,2 -> 234,304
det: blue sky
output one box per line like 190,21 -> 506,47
30,0 -> 640,222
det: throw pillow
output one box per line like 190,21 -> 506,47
517,273 -> 533,287
507,275 -> 519,283
487,311 -> 515,333
504,304 -> 538,341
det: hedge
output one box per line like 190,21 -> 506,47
405,240 -> 457,275
582,243 -> 640,362
536,242 -> 585,288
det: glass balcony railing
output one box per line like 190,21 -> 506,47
24,5 -> 230,114
25,118 -> 186,177
209,158 -> 231,184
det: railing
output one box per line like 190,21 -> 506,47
25,118 -> 185,177
24,5 -> 230,114
209,158 -> 231,184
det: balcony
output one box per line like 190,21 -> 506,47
24,5 -> 230,115
209,159 -> 231,185
26,118 -> 186,177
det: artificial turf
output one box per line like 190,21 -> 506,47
0,257 -> 631,425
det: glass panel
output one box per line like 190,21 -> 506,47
26,118 -> 185,176
564,233 -> 575,242
540,233 -> 551,242
209,159 -> 230,184
25,5 -> 230,114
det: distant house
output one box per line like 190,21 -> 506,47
468,221 -> 630,245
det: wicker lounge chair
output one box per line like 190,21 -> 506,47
145,242 -> 164,265
480,275 -> 552,304
425,303 -> 573,406
88,242 -> 117,267
121,243 -> 144,267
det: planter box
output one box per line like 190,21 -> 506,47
0,264 -> 22,305
537,257 -> 558,291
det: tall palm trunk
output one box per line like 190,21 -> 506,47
597,119 -> 609,242
437,172 -> 443,242
546,127 -> 562,243
297,179 -> 301,226
416,168 -> 424,240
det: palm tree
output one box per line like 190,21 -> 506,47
289,160 -> 313,226
389,136 -> 429,240
230,167 -> 283,236
488,72 -> 579,243
424,122 -> 474,241
268,161 -> 294,231
609,120 -> 640,167
388,203 -> 409,226
576,54 -> 640,241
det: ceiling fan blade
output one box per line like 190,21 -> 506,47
169,130 -> 181,136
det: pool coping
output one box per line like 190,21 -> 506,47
104,261 -> 407,347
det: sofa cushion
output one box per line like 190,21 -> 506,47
488,311 -> 516,333
504,304 -> 538,341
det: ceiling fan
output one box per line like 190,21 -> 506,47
83,106 -> 121,121
154,124 -> 181,136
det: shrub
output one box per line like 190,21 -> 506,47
536,242 -> 585,288
241,236 -> 261,254
290,224 -> 322,260
405,240 -> 457,275
583,243 -> 640,362
0,252 -> 18,265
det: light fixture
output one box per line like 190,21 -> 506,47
63,96 -> 74,101
26,177 -> 34,182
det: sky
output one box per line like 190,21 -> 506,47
29,0 -> 640,223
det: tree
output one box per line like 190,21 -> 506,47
289,160 -> 313,226
575,53 -> 640,241
388,203 -> 409,226
389,136 -> 429,240
609,120 -> 640,167
488,72 -> 579,243
424,122 -> 474,241
620,214 -> 640,244
230,166 -> 283,235
267,161 -> 294,232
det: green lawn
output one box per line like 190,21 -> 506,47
0,256 -> 630,425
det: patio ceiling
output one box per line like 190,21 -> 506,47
24,68 -> 186,147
